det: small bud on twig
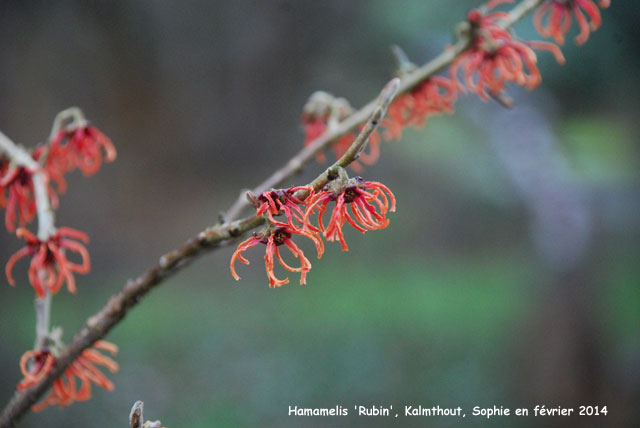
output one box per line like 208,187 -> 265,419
129,401 -> 143,428
490,90 -> 515,109
391,45 -> 417,77
246,191 -> 260,208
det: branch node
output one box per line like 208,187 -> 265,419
130,401 -> 144,428
246,191 -> 260,208
159,255 -> 171,269
326,167 -> 339,181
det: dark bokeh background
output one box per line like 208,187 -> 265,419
1,1 -> 638,427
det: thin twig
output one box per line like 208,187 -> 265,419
0,1 -> 543,426
0,132 -> 57,353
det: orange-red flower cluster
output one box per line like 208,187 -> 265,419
304,176 -> 396,251
6,227 -> 90,297
301,91 -> 353,164
301,90 -> 384,172
297,0 -> 607,173
42,125 -> 117,179
0,125 -> 115,233
301,78 -> 458,171
451,8 -> 565,101
18,340 -> 118,411
382,77 -> 457,140
303,119 -> 381,173
230,174 -> 396,286
534,0 -> 610,45
232,187 -> 325,287
60,125 -> 117,177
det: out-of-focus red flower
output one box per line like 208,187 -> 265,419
300,91 -> 381,171
16,349 -> 55,391
450,8 -> 565,101
0,164 -> 37,233
301,92 -> 352,164
328,127 -> 381,173
302,117 -> 329,163
32,137 -> 72,200
382,77 -> 457,140
5,227 -> 90,297
302,120 -> 381,172
230,225 -> 324,287
534,0 -> 610,45
303,176 -> 396,251
65,125 -> 117,176
0,124 -> 115,233
18,340 -> 118,411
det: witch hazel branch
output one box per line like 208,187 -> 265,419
0,0 -> 610,426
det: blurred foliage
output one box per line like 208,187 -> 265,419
562,118 -> 636,183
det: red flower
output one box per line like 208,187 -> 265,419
303,176 -> 396,251
301,92 -> 352,164
230,225 -> 324,287
65,125 -> 117,176
302,118 -> 329,163
0,164 -> 37,233
16,349 -> 55,391
6,227 -> 90,297
382,76 -> 457,140
451,9 -> 565,100
18,340 -> 119,411
255,186 -> 318,231
303,120 -> 381,172
300,92 -> 380,171
32,137 -> 72,199
0,141 -> 71,233
534,0 -> 610,45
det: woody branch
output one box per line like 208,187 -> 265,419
0,0 -> 550,425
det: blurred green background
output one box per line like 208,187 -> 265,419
0,1 -> 638,427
